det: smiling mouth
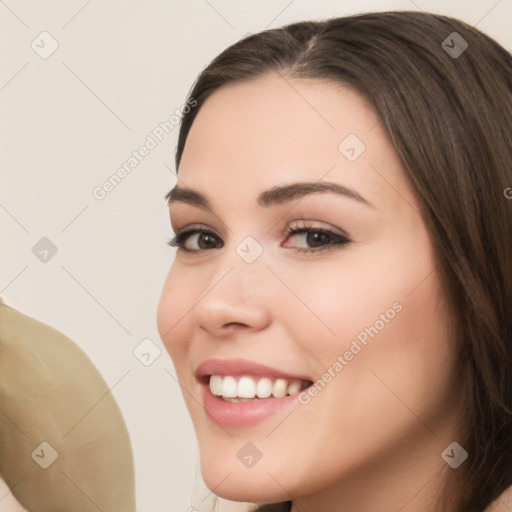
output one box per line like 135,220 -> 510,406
206,375 -> 313,402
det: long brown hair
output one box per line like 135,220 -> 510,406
174,11 -> 512,512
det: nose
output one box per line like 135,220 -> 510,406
190,255 -> 272,338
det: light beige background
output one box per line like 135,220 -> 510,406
1,1 -> 511,511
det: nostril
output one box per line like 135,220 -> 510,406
224,322 -> 248,329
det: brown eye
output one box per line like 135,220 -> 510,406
283,227 -> 350,254
305,230 -> 333,247
167,228 -> 223,252
196,232 -> 222,250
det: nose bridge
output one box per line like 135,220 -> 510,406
213,231 -> 269,292
190,235 -> 271,334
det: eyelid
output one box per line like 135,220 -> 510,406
285,219 -> 350,239
171,222 -> 224,237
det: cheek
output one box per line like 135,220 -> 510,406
157,267 -> 195,364
297,258 -> 456,436
270,251 -> 414,367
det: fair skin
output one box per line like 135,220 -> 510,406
157,74 -> 466,511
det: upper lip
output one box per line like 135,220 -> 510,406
195,358 -> 313,382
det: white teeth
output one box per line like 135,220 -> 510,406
272,378 -> 287,398
209,375 -> 223,396
256,377 -> 272,398
286,381 -> 301,396
209,375 -> 306,399
237,377 -> 256,398
221,376 -> 237,398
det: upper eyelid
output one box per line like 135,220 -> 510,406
172,218 -> 348,235
172,223 -> 219,236
169,207 -> 230,234
285,219 -> 350,237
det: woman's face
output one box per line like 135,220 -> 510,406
157,75 -> 462,508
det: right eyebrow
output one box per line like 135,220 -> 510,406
165,186 -> 210,210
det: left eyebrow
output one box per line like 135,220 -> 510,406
165,180 -> 374,211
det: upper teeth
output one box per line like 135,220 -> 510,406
209,375 -> 303,399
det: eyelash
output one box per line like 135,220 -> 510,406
166,224 -> 351,255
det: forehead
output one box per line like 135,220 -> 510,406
177,74 -> 417,213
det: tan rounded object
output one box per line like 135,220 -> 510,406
0,297 -> 136,511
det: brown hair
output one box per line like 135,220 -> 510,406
174,11 -> 512,512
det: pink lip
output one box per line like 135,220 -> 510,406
196,358 -> 312,428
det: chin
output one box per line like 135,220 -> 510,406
200,458 -> 289,503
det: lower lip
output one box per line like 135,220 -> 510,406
201,382 -> 300,428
